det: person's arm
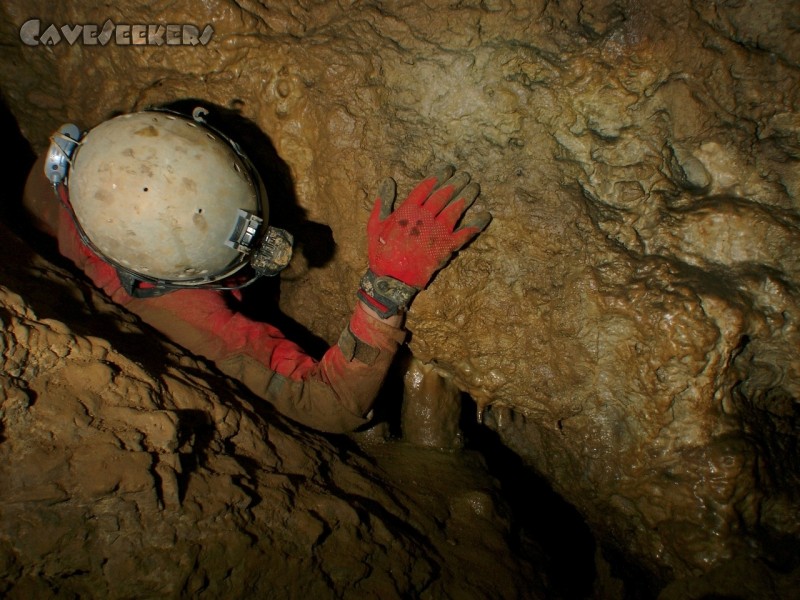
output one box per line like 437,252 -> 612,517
25,160 -> 489,433
54,206 -> 406,433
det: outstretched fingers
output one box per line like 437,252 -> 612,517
405,167 -> 452,207
452,210 -> 492,250
437,182 -> 480,230
423,171 -> 471,215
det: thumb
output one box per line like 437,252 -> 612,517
375,177 -> 397,221
368,177 -> 397,236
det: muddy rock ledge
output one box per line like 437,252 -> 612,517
0,220 -> 548,598
1,0 -> 800,597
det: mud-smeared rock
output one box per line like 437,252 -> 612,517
0,221 -> 543,598
1,0 -> 799,592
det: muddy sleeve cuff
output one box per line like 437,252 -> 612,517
217,303 -> 406,433
55,202 -> 407,433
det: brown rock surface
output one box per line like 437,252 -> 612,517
0,222 -> 543,598
1,0 -> 799,593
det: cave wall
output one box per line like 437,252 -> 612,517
1,0 -> 799,584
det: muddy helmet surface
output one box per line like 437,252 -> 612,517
67,110 -> 265,283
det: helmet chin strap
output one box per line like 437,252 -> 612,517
115,268 -> 261,298
117,271 -> 173,298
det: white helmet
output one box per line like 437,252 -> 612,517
45,108 -> 292,296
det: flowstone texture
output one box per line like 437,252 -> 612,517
1,0 -> 799,589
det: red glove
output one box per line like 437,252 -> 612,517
359,167 -> 491,317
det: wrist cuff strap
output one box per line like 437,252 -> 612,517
358,270 -> 418,318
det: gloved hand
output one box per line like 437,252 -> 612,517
358,166 -> 491,317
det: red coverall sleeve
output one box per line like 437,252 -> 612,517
55,208 -> 406,433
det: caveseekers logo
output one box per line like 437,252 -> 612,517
20,18 -> 214,46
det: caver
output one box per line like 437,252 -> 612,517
25,106 -> 491,433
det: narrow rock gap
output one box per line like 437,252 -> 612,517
457,392 -> 600,599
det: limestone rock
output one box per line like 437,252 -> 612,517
0,222 -> 541,598
1,0 -> 799,590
